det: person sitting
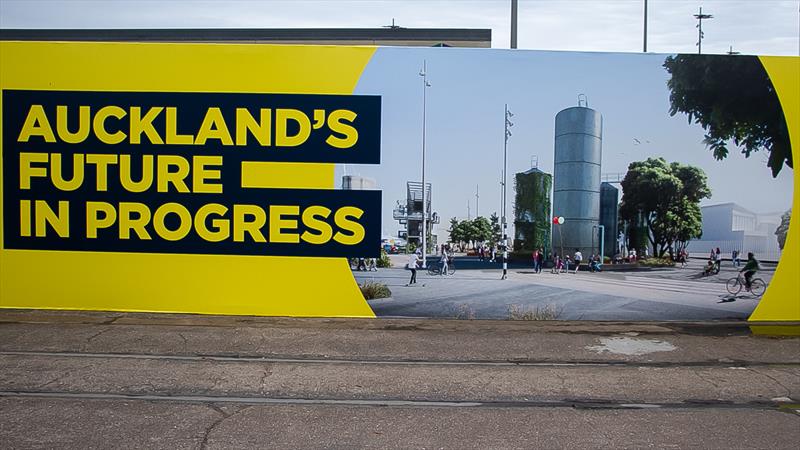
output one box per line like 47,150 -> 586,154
702,260 -> 715,276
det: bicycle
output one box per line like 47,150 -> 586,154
726,272 -> 766,297
427,261 -> 456,276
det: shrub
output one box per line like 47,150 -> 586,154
451,303 -> 476,320
638,257 -> 675,267
506,304 -> 563,321
376,249 -> 392,268
359,281 -> 392,300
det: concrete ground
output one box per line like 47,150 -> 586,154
1,310 -> 798,448
357,256 -> 771,320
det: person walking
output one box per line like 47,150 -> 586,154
573,248 -> 583,274
714,247 -> 722,272
440,250 -> 449,276
537,248 -> 545,274
532,249 -> 539,273
732,250 -> 740,268
406,251 -> 420,286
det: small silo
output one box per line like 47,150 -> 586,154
551,104 -> 602,259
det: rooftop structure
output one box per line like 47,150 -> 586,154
0,28 -> 492,47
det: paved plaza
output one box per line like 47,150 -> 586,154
355,257 -> 773,320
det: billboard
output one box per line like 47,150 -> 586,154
0,41 -> 797,322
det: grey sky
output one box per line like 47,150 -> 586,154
1,0 -> 799,56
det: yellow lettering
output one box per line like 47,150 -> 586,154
269,205 -> 300,244
85,154 -> 119,191
165,107 -> 193,145
130,106 -> 164,144
156,155 -> 190,193
120,155 -> 154,193
35,200 -> 69,238
192,155 -> 223,194
17,105 -> 56,143
153,203 -> 192,241
86,201 -> 116,239
93,106 -> 127,144
275,109 -> 311,147
326,109 -> 358,149
50,153 -> 85,191
56,105 -> 91,144
119,202 -> 152,240
235,108 -> 271,146
20,199 -> 32,237
301,206 -> 332,244
333,206 -> 365,245
195,107 -> 233,146
233,204 -> 267,243
195,203 -> 230,242
19,152 -> 49,189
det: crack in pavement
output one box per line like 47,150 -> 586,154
746,367 -> 794,399
199,403 -> 250,450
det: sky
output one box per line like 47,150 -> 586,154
1,0 -> 798,242
346,47 -> 794,242
1,0 -> 799,56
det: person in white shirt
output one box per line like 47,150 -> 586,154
407,252 -> 421,285
573,249 -> 583,274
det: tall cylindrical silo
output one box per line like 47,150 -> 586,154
551,106 -> 602,260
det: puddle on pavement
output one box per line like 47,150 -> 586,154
587,336 -> 677,356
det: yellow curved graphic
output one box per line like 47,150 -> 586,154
749,56 -> 800,322
0,41 -> 377,317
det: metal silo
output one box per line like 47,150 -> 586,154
551,104 -> 602,260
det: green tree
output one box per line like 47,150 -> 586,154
472,217 -> 493,243
489,212 -> 502,244
620,158 -> 711,257
448,217 -> 464,245
776,209 -> 791,250
663,55 -> 791,177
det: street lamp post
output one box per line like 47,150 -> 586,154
502,104 -> 513,279
694,7 -> 713,54
419,60 -> 431,268
643,0 -> 648,52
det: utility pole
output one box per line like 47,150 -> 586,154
475,185 -> 480,218
510,0 -> 518,49
419,60 -> 431,267
694,7 -> 713,54
643,0 -> 648,52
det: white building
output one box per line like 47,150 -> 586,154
691,203 -> 782,261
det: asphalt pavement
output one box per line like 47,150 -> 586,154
356,256 -> 768,320
1,310 -> 798,448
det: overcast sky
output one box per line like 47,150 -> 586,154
1,0 -> 799,56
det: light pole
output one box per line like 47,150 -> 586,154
502,105 -> 513,279
643,0 -> 648,52
419,60 -> 431,268
475,184 -> 479,218
694,7 -> 713,54
510,0 -> 518,49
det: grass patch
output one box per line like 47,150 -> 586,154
359,281 -> 392,300
506,304 -> 563,321
451,303 -> 476,320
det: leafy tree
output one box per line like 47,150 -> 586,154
663,55 -> 791,177
776,209 -> 791,250
472,217 -> 493,243
620,157 -> 711,257
489,212 -> 502,244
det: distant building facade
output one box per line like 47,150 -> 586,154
691,203 -> 782,261
599,182 -> 618,258
341,175 -> 377,190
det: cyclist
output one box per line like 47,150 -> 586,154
740,252 -> 760,291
